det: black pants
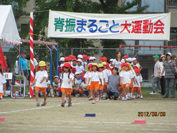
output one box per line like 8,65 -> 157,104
160,76 -> 166,95
107,89 -> 118,100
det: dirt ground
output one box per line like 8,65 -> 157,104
0,96 -> 177,133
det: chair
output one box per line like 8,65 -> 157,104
10,75 -> 26,98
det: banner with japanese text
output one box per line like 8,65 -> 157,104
48,10 -> 170,40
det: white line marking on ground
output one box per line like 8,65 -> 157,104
56,119 -> 177,125
0,102 -> 87,114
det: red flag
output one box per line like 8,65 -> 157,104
0,45 -> 7,70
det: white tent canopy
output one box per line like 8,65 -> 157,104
0,5 -> 21,46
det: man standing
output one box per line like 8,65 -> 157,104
150,55 -> 161,95
19,50 -> 28,78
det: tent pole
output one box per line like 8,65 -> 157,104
50,45 -> 53,86
30,12 -> 34,98
56,42 -> 59,76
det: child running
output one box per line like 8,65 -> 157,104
60,63 -> 74,107
98,64 -> 105,98
120,63 -> 134,101
84,64 -> 93,100
0,61 -> 6,100
133,69 -> 143,99
88,63 -> 102,104
31,61 -> 48,106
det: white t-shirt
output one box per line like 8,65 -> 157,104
130,69 -> 136,78
84,71 -> 91,85
0,73 -> 7,93
103,69 -> 110,82
159,62 -> 165,76
99,71 -> 104,85
89,71 -> 100,82
60,63 -> 64,67
35,70 -> 48,88
133,75 -> 143,87
120,70 -> 134,84
76,65 -> 84,73
154,61 -> 160,77
60,72 -> 74,88
112,59 -> 124,69
107,69 -> 112,77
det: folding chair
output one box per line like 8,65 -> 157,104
10,75 -> 26,98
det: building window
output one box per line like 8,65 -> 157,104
169,0 -> 177,7
169,28 -> 177,46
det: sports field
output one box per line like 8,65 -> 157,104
0,88 -> 177,133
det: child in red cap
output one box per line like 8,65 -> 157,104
132,69 -> 143,99
119,63 -> 134,101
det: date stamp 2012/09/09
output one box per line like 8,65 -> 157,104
138,112 -> 166,117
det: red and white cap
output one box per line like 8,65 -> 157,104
77,54 -> 83,59
60,57 -> 65,62
77,59 -> 82,62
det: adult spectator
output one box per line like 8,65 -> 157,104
150,55 -> 161,95
4,55 -> 11,72
159,55 -> 166,95
107,67 -> 120,100
160,52 -> 177,98
112,51 -> 124,69
19,50 -> 28,78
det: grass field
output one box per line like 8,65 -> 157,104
0,88 -> 177,133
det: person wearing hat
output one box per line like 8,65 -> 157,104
132,58 -> 142,71
98,64 -> 105,98
88,63 -> 101,104
84,64 -> 93,100
19,50 -> 28,76
77,54 -> 83,59
53,75 -> 60,97
120,63 -> 133,101
150,55 -> 161,95
76,59 -> 84,74
73,72 -> 82,97
59,57 -> 65,67
109,59 -> 114,68
30,61 -> 48,106
71,57 -> 77,69
159,54 -> 166,95
60,63 -> 74,107
160,52 -> 177,98
82,54 -> 87,69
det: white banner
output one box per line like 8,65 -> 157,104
48,10 -> 170,40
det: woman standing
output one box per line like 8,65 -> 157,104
112,51 -> 124,69
159,54 -> 166,95
160,52 -> 177,98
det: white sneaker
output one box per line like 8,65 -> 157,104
141,96 -> 143,99
88,97 -> 93,100
150,91 -> 156,94
92,100 -> 96,104
96,97 -> 99,102
52,95 -> 54,97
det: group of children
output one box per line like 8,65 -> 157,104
0,53 -> 143,107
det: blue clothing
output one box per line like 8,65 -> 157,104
19,57 -> 27,70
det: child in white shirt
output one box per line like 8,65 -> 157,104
31,61 -> 48,106
84,64 -> 92,100
60,63 -> 74,107
120,63 -> 134,101
88,63 -> 102,104
133,69 -> 143,99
